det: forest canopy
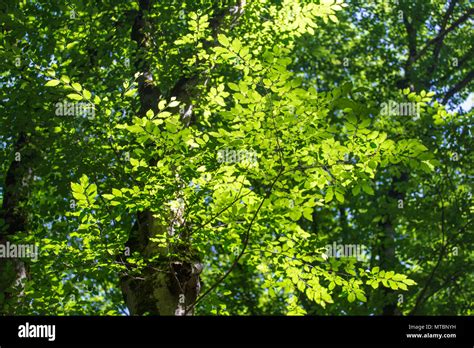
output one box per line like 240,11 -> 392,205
0,0 -> 472,316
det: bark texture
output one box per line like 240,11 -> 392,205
0,132 -> 35,314
120,0 -> 246,315
120,0 -> 203,316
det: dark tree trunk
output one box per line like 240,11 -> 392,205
0,132 -> 35,314
120,0 -> 246,315
119,0 -> 203,316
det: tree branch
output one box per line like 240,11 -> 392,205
435,46 -> 474,85
409,204 -> 447,315
186,166 -> 285,313
426,0 -> 459,83
441,69 -> 474,103
412,7 -> 474,64
402,10 -> 418,85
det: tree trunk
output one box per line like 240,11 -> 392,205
119,0 -> 203,316
120,0 -> 246,316
379,172 -> 408,315
0,132 -> 34,314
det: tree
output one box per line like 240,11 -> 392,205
0,0 -> 471,315
287,0 -> 473,315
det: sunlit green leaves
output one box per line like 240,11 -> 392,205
325,187 -> 334,203
366,267 -> 417,292
4,0 -> 467,318
45,79 -> 60,87
67,93 -> 83,101
71,175 -> 96,207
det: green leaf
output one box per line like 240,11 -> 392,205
356,292 -> 367,302
71,182 -> 83,193
388,281 -> 398,290
86,183 -> 97,197
158,100 -> 167,110
215,96 -> 226,107
45,79 -> 60,87
112,188 -> 123,197
398,283 -> 408,290
228,82 -> 239,91
83,89 -> 92,100
168,101 -> 180,108
361,182 -> 374,195
126,124 -> 145,133
335,191 -> 344,203
124,88 -> 137,97
325,187 -> 334,203
72,192 -> 87,201
348,292 -> 355,303
352,184 -> 361,196
231,39 -> 242,53
67,93 -> 83,101
403,279 -> 416,286
217,34 -> 230,47
302,207 -> 313,221
72,82 -> 82,91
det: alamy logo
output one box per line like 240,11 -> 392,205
55,100 -> 95,119
217,148 -> 257,165
324,242 -> 367,261
0,242 -> 38,261
380,100 -> 420,117
18,322 -> 56,341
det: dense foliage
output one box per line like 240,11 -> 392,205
0,0 -> 472,315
